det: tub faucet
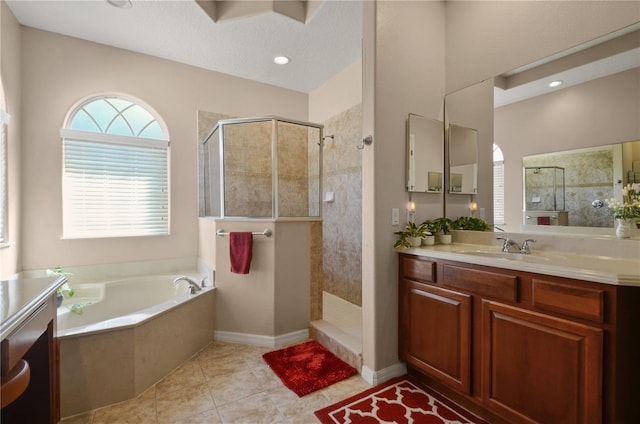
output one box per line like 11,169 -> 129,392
173,276 -> 202,294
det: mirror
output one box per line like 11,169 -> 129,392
522,141 -> 640,227
406,114 -> 444,192
448,124 -> 478,194
444,26 -> 640,233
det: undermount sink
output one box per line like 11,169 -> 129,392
456,250 -> 554,263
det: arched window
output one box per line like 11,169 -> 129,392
61,95 -> 169,239
493,144 -> 505,225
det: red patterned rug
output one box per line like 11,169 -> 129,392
262,340 -> 357,397
315,376 -> 488,424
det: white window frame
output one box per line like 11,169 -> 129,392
0,109 -> 10,246
61,95 -> 170,239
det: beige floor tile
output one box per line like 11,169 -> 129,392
156,382 -> 216,424
251,362 -> 286,390
92,386 -> 157,424
61,341 -> 376,424
58,412 -> 94,424
319,374 -> 372,403
168,407 -> 222,424
155,358 -> 207,395
266,385 -> 331,419
281,411 -> 323,424
217,392 -> 284,424
195,341 -> 239,363
198,351 -> 250,379
207,369 -> 266,406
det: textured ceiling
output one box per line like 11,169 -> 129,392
6,0 -> 363,93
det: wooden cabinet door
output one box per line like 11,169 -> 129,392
400,280 -> 471,393
482,300 -> 603,424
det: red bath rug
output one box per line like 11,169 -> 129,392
314,376 -> 488,424
262,340 -> 357,397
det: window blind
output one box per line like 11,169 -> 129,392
493,161 -> 505,225
63,138 -> 168,238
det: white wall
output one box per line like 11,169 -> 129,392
19,27 -> 308,271
309,58 -> 362,123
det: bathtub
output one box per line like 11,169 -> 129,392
57,273 -> 215,417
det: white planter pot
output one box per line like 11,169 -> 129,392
407,237 -> 422,247
422,236 -> 435,246
437,234 -> 452,244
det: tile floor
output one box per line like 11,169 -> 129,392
59,340 -> 372,424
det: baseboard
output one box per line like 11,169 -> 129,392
213,329 -> 309,348
360,361 -> 407,385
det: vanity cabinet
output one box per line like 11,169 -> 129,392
399,253 -> 639,424
1,286 -> 60,423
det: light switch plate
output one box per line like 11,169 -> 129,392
392,208 -> 400,226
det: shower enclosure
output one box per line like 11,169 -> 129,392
200,116 -> 323,219
198,116 -> 325,347
524,166 -> 568,226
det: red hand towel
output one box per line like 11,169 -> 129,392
230,232 -> 253,274
537,216 -> 551,225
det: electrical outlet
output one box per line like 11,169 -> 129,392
392,208 -> 400,226
479,208 -> 486,220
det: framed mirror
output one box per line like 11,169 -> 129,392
448,124 -> 478,194
406,114 -> 444,192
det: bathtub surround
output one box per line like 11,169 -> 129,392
58,278 -> 215,417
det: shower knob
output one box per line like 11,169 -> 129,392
591,199 -> 604,209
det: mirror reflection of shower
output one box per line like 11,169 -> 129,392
200,117 -> 323,219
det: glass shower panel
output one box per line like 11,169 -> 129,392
222,121 -> 273,218
202,126 -> 221,217
277,122 -> 321,217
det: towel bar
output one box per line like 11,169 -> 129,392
216,229 -> 272,237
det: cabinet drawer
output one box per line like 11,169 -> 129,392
1,300 -> 52,376
401,256 -> 436,283
443,265 -> 518,302
533,279 -> 604,322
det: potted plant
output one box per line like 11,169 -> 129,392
394,221 -> 430,249
452,216 -> 499,232
46,267 -> 74,307
432,217 -> 454,244
420,220 -> 437,245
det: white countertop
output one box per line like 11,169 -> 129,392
399,243 -> 640,287
1,276 -> 67,340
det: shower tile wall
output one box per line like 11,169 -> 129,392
322,104 -> 362,306
524,147 -> 614,227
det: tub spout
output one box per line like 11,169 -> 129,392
173,276 -> 202,293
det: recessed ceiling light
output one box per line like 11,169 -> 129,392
548,80 -> 563,88
274,56 -> 290,65
107,0 -> 133,9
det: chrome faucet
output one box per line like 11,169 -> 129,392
496,237 -> 536,254
173,276 -> 202,294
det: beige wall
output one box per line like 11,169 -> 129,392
496,68 -> 640,231
363,0 -> 446,377
18,27 -> 307,271
361,0 -> 639,380
445,0 -> 640,93
0,1 -> 22,279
